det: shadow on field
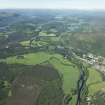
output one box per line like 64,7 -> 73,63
4,64 -> 64,105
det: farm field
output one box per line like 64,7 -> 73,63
87,68 -> 105,96
4,65 -> 64,105
2,51 -> 80,105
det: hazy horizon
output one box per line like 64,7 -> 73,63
0,0 -> 105,10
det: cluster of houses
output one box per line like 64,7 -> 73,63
82,53 -> 105,65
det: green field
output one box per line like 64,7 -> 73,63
88,82 -> 105,95
6,52 -> 52,65
87,68 -> 105,96
20,40 -> 30,46
20,40 -> 48,47
3,52 -> 80,105
87,68 -> 102,85
5,52 -> 79,93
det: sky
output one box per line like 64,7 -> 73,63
0,0 -> 105,10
